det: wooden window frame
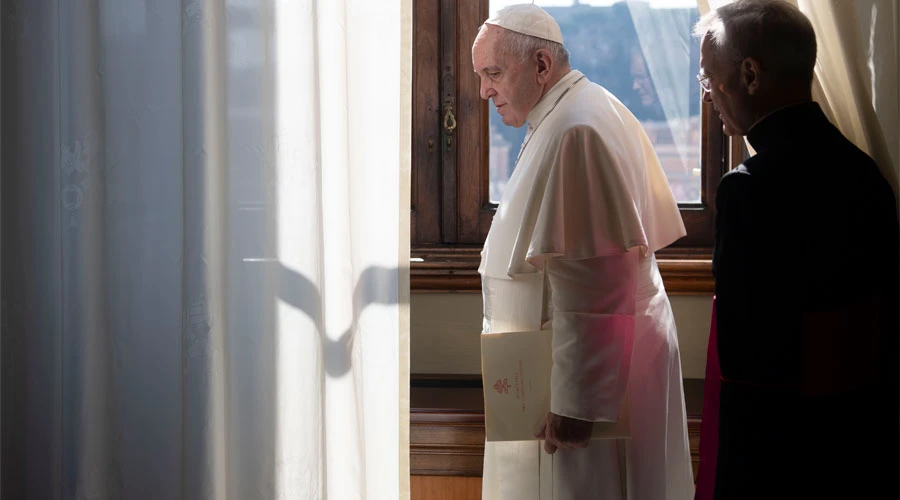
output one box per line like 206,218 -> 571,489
411,0 -> 740,294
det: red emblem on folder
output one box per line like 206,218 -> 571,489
493,378 -> 510,394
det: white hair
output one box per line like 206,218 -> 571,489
478,24 -> 570,66
694,0 -> 816,85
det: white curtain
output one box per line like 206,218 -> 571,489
699,0 -> 899,197
796,0 -> 899,199
0,0 -> 411,499
626,1 -> 699,175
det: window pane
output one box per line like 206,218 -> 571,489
488,0 -> 702,204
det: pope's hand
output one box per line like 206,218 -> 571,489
534,411 -> 592,454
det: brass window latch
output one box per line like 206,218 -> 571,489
443,101 -> 457,149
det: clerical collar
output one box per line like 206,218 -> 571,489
525,70 -> 585,135
746,101 -> 823,153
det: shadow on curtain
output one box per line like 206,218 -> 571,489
0,0 -> 407,499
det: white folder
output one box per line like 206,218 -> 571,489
481,329 -> 630,442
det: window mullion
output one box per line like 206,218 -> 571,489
439,0 -> 459,243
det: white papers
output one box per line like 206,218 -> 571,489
481,329 -> 630,442
539,446 -> 553,499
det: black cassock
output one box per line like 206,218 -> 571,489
712,102 -> 899,499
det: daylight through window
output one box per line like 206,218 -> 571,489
488,0 -> 702,205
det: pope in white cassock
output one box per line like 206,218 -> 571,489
473,5 -> 694,500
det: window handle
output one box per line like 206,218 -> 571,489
443,101 -> 457,133
443,101 -> 457,149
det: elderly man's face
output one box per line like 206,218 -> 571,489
472,25 -> 544,128
700,34 -> 752,136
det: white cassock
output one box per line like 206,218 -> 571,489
479,70 -> 694,500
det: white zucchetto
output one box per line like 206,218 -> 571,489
484,4 -> 564,45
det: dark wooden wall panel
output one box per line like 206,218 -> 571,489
410,378 -> 705,479
456,0 -> 492,243
411,476 -> 482,500
412,0 -> 442,243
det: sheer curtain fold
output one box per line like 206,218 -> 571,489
1,0 -> 410,499
796,0 -> 899,199
626,1 -> 698,170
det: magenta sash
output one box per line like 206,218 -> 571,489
694,296 -> 719,500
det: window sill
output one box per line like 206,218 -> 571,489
411,246 -> 713,295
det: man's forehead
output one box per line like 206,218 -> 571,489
472,28 -> 502,67
699,35 -> 715,66
473,26 -> 499,52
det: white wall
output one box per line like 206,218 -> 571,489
411,293 -> 713,379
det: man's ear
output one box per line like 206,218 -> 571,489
535,49 -> 553,84
741,57 -> 761,95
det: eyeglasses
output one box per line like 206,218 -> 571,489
696,73 -> 711,93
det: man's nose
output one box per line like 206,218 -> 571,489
702,87 -> 712,103
480,81 -> 494,101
